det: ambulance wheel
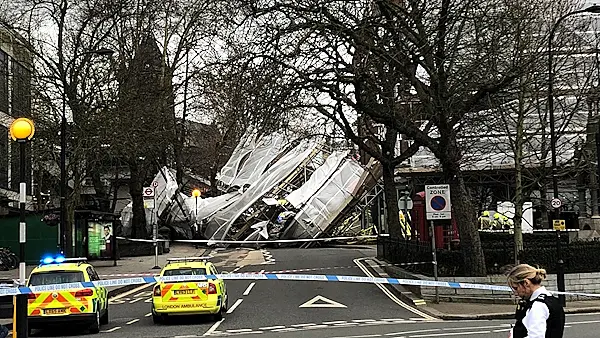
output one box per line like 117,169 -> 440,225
214,309 -> 223,321
100,306 -> 109,325
89,310 -> 101,333
152,311 -> 165,324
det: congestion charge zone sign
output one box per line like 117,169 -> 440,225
425,184 -> 452,220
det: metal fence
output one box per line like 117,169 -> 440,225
377,233 -> 599,277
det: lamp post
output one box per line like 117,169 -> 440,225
548,5 -> 600,307
60,48 -> 114,256
10,117 -> 35,338
192,189 -> 201,247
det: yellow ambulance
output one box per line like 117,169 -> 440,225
151,257 -> 228,323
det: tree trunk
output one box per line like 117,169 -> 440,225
382,160 -> 401,238
128,161 -> 148,239
448,171 -> 486,276
513,88 -> 525,264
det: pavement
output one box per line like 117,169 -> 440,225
1,244 -> 600,337
366,256 -> 600,320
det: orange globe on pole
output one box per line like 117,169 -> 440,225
192,189 -> 201,198
10,118 -> 35,142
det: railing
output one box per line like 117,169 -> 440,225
377,233 -> 600,277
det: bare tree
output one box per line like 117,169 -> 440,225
235,0 -> 591,275
12,0 -> 119,253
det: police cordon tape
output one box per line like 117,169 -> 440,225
116,235 -> 378,244
1,272 -> 600,299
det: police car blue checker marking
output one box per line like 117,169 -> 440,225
0,273 -> 596,298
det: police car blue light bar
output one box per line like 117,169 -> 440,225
40,255 -> 86,265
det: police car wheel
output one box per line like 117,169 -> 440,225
100,306 -> 109,325
89,310 -> 101,334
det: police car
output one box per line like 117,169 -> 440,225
151,257 -> 228,323
27,255 -> 109,334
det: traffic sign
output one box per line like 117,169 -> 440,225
152,181 -> 158,187
142,187 -> 155,198
553,219 -> 566,231
551,198 -> 562,209
425,184 -> 451,220
144,199 -> 155,209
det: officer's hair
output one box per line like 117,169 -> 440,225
506,264 -> 547,285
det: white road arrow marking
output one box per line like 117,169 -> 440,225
299,295 -> 347,308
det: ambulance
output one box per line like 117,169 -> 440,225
27,256 -> 109,334
151,257 -> 228,323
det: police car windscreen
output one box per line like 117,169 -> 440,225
163,268 -> 207,281
29,271 -> 85,286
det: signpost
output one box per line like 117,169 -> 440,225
425,184 -> 452,304
143,187 -> 159,269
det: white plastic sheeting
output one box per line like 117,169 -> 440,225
284,159 -> 364,239
217,130 -> 258,187
286,150 -> 349,209
120,167 -> 180,235
204,140 -> 318,240
184,192 -> 240,223
229,134 -> 287,188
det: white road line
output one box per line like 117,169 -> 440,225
226,329 -> 253,333
493,328 -> 512,333
126,319 -> 140,325
353,319 -> 377,322
305,325 -> 329,329
272,328 -> 300,332
243,282 -> 255,296
129,298 -> 144,303
442,324 -> 510,331
110,283 -> 154,300
145,313 -> 152,317
386,329 -> 441,336
227,299 -> 244,314
259,269 -> 265,274
331,335 -> 381,338
354,258 -> 436,320
259,325 -> 286,330
203,318 -> 225,336
323,321 -> 348,324
410,331 -> 491,337
567,319 -> 600,325
102,327 -> 122,333
232,266 -> 244,272
291,323 -> 316,327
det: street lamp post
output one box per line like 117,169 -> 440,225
10,117 -> 35,338
548,5 -> 600,307
192,189 -> 201,248
59,48 -> 114,256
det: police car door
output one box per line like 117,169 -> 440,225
86,267 -> 107,311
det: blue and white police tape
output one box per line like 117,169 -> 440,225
116,235 -> 378,244
1,273 -> 599,298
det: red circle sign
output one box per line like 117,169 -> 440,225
144,188 -> 153,196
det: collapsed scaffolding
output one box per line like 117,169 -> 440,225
120,130 -> 383,244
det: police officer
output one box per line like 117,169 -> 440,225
507,264 -> 565,338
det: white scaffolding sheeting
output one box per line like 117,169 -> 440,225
285,150 -> 349,209
217,130 -> 258,187
184,192 -> 240,223
204,140 -> 318,240
285,159 -> 364,239
230,134 -> 287,188
119,167 -> 180,235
